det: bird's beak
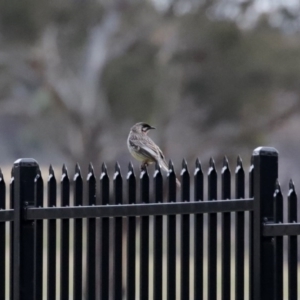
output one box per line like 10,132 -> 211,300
149,126 -> 155,130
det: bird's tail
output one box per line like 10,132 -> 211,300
159,159 -> 181,188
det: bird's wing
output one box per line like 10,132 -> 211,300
155,147 -> 168,172
141,138 -> 169,171
130,135 -> 164,162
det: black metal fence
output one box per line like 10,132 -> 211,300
0,146 -> 299,300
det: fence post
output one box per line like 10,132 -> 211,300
252,147 -> 278,300
13,158 -> 39,300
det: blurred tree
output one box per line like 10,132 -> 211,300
0,0 -> 300,167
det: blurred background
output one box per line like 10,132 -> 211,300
1,0 -> 300,190
2,2 -> 300,299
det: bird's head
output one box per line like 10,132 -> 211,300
131,122 -> 155,134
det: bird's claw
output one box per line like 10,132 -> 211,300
141,162 -> 148,170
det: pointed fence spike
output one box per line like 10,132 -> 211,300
75,163 -> 81,175
49,164 -> 54,175
127,162 -> 135,179
128,161 -> 134,172
169,159 -> 174,172
235,156 -> 244,175
289,179 -> 295,192
87,162 -> 95,181
62,164 -> 68,175
237,156 -> 243,166
209,157 -> 215,168
140,164 -> 149,180
194,158 -> 203,177
49,165 -> 56,182
275,179 -> 281,191
195,158 -> 202,169
88,162 -> 94,174
154,162 -> 162,181
102,162 -> 107,173
74,163 -> 82,182
115,162 -> 121,172
223,156 -> 229,167
181,159 -> 189,178
100,162 -> 109,182
114,163 -> 122,181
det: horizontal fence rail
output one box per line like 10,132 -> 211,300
24,199 -> 254,220
0,209 -> 14,221
0,146 -> 299,300
263,223 -> 300,236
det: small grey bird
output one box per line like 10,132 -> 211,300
127,122 -> 180,187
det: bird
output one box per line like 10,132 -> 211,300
127,122 -> 181,187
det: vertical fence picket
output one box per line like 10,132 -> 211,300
273,180 -> 283,300
249,156 -> 254,300
167,160 -> 176,300
60,164 -> 70,300
140,165 -> 150,300
153,163 -> 163,300
47,165 -> 57,300
0,169 -> 5,300
73,164 -> 83,300
180,159 -> 190,300
113,163 -> 123,300
253,147 -> 278,300
87,163 -> 96,300
100,163 -> 110,300
34,169 -> 43,300
13,159 -> 39,300
221,157 -> 231,300
287,180 -> 297,300
235,156 -> 245,300
207,157 -> 217,300
194,158 -> 203,300
127,162 -> 136,300
10,168 -> 14,300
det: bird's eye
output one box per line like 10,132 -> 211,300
142,127 -> 147,132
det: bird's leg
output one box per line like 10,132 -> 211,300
141,162 -> 148,170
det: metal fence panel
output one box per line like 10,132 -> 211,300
0,147 -> 299,300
